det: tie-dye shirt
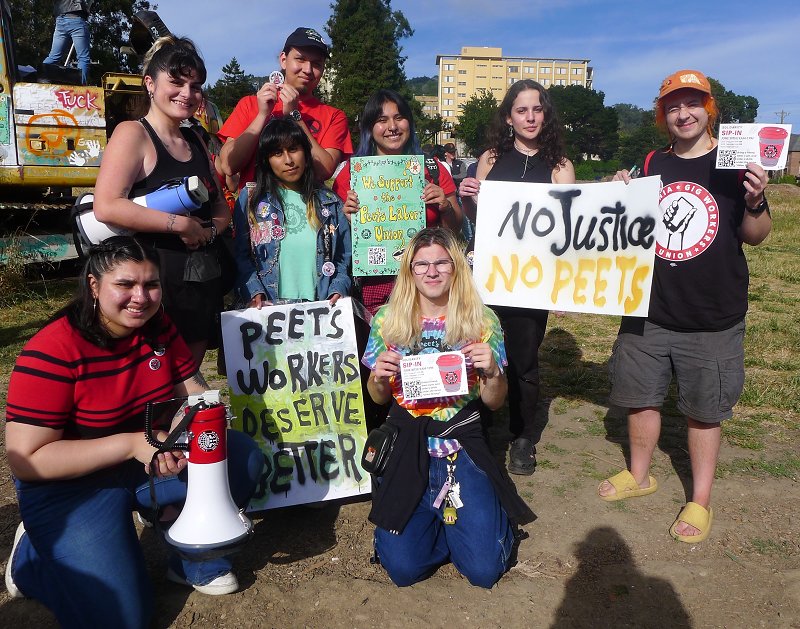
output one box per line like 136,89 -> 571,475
362,305 -> 507,423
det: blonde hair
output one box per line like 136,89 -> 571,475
381,228 -> 488,348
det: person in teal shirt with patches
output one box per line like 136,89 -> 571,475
234,118 -> 351,307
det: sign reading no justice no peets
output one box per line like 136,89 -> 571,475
472,177 -> 661,317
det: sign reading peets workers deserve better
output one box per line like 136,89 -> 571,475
473,178 -> 661,316
222,298 -> 370,510
350,155 -> 426,276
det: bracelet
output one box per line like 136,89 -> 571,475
209,223 -> 218,243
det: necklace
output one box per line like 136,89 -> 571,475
514,140 -> 538,179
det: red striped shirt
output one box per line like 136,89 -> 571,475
5,315 -> 197,438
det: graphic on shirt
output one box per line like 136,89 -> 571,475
281,194 -> 307,236
655,181 -> 718,262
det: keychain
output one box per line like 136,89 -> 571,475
442,452 -> 459,525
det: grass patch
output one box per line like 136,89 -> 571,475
750,538 -> 792,557
537,458 -> 558,470
717,454 -> 800,479
723,415 -> 768,450
543,443 -> 568,456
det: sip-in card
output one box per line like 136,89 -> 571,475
716,123 -> 792,170
400,351 -> 468,400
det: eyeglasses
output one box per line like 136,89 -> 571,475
411,259 -> 454,275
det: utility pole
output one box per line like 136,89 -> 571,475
775,110 -> 789,123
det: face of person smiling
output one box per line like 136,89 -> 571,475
506,88 -> 545,149
89,260 -> 162,338
372,100 -> 410,156
145,68 -> 203,122
411,244 -> 454,306
662,88 -> 709,145
268,143 -> 307,191
280,46 -> 325,96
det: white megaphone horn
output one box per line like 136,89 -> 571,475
153,395 -> 253,558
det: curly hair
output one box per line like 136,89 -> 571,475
484,80 -> 567,171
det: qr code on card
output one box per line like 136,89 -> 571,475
368,246 -> 387,266
718,150 -> 737,168
403,380 -> 422,400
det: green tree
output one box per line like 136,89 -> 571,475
708,78 -> 759,124
204,58 -> 258,119
453,89 -> 497,157
407,76 -> 438,96
326,0 -> 413,146
614,111 -> 667,167
549,85 -> 618,161
10,0 -> 157,81
613,103 -> 650,134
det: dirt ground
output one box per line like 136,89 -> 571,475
1,380 -> 798,629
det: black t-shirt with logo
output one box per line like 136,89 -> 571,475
644,147 -> 749,332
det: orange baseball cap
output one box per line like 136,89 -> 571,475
658,70 -> 712,100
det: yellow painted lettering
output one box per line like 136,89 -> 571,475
485,255 -> 518,293
593,257 -> 611,307
551,259 -> 574,304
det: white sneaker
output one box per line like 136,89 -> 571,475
166,567 -> 238,596
5,522 -> 26,599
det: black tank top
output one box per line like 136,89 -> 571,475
486,148 -> 551,183
130,118 -> 216,250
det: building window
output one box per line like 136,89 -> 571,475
571,80 -> 581,86
457,81 -> 466,86
572,67 -> 582,75
444,75 -> 454,83
444,99 -> 453,105
493,76 -> 503,80
556,79 -> 566,85
477,63 -> 487,67
443,87 -> 454,94
443,63 -> 454,71
508,65 -> 519,73
443,110 -> 453,117
541,79 -> 550,87
458,69 -> 467,74
540,67 -> 550,74
525,66 -> 535,73
556,67 -> 567,75
476,75 -> 486,79
458,92 -> 466,97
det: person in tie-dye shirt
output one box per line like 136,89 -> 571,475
362,228 -> 532,589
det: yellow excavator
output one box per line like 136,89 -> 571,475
0,5 -> 223,263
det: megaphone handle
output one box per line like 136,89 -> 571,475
144,400 -> 201,452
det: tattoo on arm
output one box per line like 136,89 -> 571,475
167,214 -> 177,233
190,371 -> 209,390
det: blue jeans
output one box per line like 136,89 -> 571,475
374,449 -> 515,589
43,14 -> 91,85
9,430 -> 262,629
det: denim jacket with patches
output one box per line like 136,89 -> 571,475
233,187 -> 352,303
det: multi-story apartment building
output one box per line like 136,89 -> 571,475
436,47 -> 593,146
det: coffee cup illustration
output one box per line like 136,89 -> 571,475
758,126 -> 788,167
436,353 -> 464,393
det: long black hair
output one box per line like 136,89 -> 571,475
485,79 -> 567,170
248,117 -> 320,230
57,236 -> 163,348
355,89 -> 421,157
142,35 -> 207,86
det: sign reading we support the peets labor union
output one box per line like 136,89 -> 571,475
222,298 -> 370,510
472,177 -> 661,317
350,155 -> 426,276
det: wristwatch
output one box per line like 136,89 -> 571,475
746,196 -> 770,215
288,109 -> 302,122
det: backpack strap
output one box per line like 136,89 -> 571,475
423,153 -> 439,186
643,150 -> 656,177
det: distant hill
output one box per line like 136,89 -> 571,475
407,76 -> 438,96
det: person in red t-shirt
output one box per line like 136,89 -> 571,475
217,27 -> 352,187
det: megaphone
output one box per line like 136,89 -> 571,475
157,400 -> 253,557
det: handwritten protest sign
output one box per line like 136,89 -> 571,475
473,178 -> 661,317
717,123 -> 792,170
222,298 -> 370,510
350,155 -> 426,276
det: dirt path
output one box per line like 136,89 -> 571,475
2,396 -> 798,628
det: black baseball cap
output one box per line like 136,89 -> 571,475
284,27 -> 329,57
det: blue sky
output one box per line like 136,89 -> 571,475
155,0 -> 798,127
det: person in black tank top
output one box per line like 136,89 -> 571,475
459,80 -> 575,475
600,69 -> 772,545
93,36 -> 230,368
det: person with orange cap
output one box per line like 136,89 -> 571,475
598,70 -> 772,543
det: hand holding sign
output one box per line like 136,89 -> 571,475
462,342 -> 500,378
